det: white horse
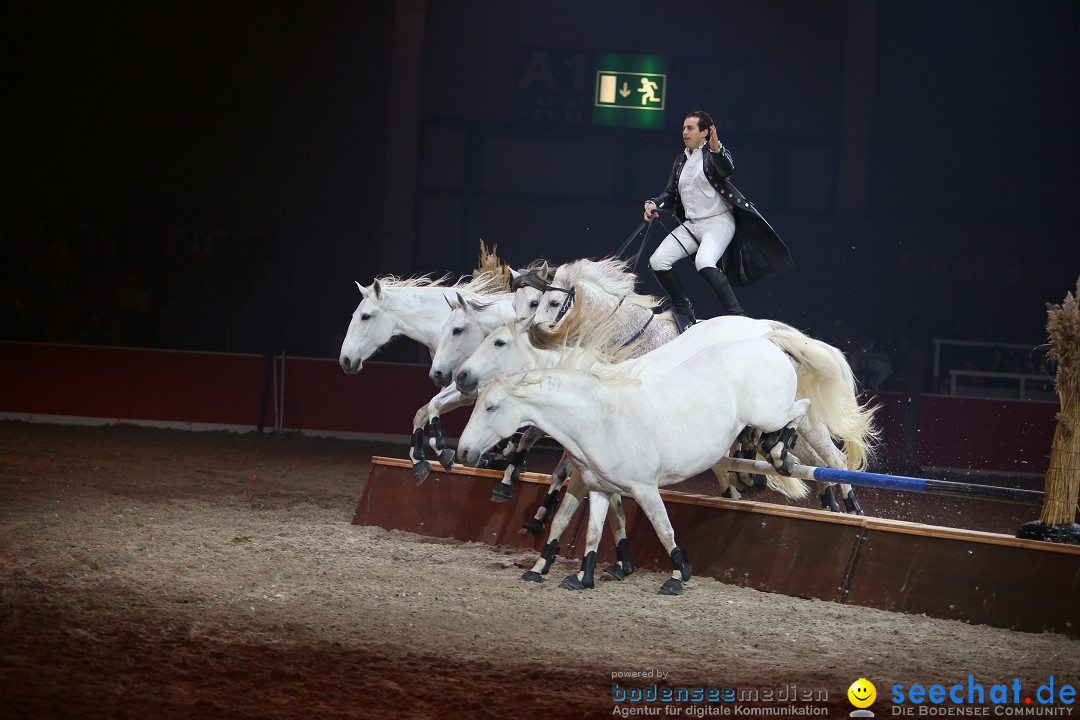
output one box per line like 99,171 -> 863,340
530,257 -> 878,513
455,309 -> 870,583
457,334 -> 812,595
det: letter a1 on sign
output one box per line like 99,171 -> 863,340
592,52 -> 669,129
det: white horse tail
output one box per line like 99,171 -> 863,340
765,474 -> 810,500
764,327 -> 880,472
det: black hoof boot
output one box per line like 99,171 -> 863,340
659,578 -> 684,595
670,546 -> 691,581
1017,521 -> 1080,545
820,487 -> 841,513
429,416 -> 446,450
413,460 -> 431,486
604,564 -> 627,580
438,448 -> 455,472
536,540 -> 559,575
520,517 -> 544,536
521,570 -> 544,583
477,451 -> 509,470
490,481 -> 513,502
619,538 -> 636,575
844,492 -> 865,516
559,551 -> 596,590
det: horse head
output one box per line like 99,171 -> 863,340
454,320 -> 538,395
428,292 -> 484,387
338,279 -> 398,373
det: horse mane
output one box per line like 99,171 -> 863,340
526,280 -> 659,364
511,258 -> 556,292
372,273 -> 452,291
558,257 -> 664,313
494,361 -> 637,401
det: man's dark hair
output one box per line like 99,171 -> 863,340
686,110 -> 714,132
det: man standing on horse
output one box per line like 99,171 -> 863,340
643,110 -> 792,329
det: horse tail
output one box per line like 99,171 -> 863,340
765,474 -> 810,500
764,327 -> 880,472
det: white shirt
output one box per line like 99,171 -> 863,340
678,145 -> 732,221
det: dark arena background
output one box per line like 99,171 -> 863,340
2,2 -> 1079,719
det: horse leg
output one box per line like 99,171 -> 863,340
520,463 -> 585,582
425,385 -> 472,471
602,494 -> 635,581
732,426 -> 767,497
801,419 -> 866,515
521,453 -> 571,535
757,399 -> 811,476
491,425 -> 545,502
409,404 -> 432,485
840,484 -> 864,515
559,490 -> 609,591
632,485 -> 691,595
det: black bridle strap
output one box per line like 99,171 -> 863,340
612,209 -> 694,273
620,311 -> 655,348
546,285 -> 576,325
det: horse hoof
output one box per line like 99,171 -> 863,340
774,457 -> 794,476
659,578 -> 684,595
603,564 -> 629,581
438,449 -> 455,472
490,482 -> 513,503
413,460 -> 431,485
520,570 -> 544,583
477,452 -> 510,470
559,574 -> 590,591
520,518 -> 543,536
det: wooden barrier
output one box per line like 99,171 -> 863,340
354,457 -> 1080,637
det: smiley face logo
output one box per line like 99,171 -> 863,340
847,678 -> 876,708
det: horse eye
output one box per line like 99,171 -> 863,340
493,339 -> 506,347
452,327 -> 464,336
485,404 -> 497,413
360,313 -> 371,321
548,299 -> 560,307
529,300 -> 539,309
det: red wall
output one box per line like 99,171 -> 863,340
0,341 -> 1056,473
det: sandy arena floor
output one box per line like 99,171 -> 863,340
1,421 -> 1077,719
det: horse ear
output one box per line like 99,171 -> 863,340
373,279 -> 382,298
509,268 -> 521,281
355,281 -> 367,296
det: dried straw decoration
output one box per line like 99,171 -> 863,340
473,239 -> 509,292
1041,276 -> 1080,526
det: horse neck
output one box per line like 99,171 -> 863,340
512,371 -> 609,457
387,287 -> 458,352
476,294 -> 518,333
576,283 -> 658,352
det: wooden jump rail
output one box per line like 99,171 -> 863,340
354,457 -> 1080,637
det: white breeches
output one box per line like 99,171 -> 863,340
648,211 -> 736,272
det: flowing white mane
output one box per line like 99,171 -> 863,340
528,258 -> 673,357
557,257 -> 663,312
366,270 -> 508,312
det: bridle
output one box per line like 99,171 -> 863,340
545,284 -> 576,326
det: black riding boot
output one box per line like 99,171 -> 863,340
698,266 -> 745,316
652,268 -> 696,332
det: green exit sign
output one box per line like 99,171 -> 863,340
592,53 -> 669,129
596,72 -> 666,110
